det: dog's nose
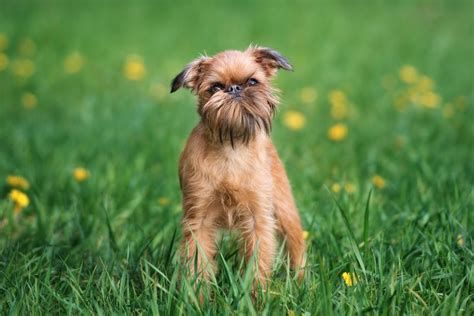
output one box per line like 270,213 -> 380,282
226,85 -> 242,95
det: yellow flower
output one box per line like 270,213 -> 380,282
443,104 -> 454,118
299,87 -> 317,104
456,234 -> 464,247
399,65 -> 418,84
419,91 -> 440,108
18,37 -> 36,56
7,175 -> 30,190
9,189 -> 30,213
0,33 -> 8,51
73,167 -> 89,182
372,175 -> 386,189
64,52 -> 85,74
331,183 -> 342,193
416,75 -> 434,92
6,175 -> 30,190
283,110 -> 306,130
158,197 -> 170,206
11,58 -> 35,78
288,310 -> 296,316
342,272 -> 356,286
406,88 -> 420,104
124,54 -> 146,80
0,53 -> 8,71
329,90 -> 348,119
328,123 -> 348,141
329,90 -> 347,105
344,182 -> 356,194
302,230 -> 309,240
21,92 -> 38,108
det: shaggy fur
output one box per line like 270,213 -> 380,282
171,47 -> 305,291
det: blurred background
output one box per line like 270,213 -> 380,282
0,0 -> 472,313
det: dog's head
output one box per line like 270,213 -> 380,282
171,46 -> 292,145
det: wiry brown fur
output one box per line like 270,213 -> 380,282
171,47 -> 305,292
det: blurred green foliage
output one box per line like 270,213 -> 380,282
0,1 -> 472,314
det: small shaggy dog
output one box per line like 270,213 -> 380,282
171,46 -> 305,291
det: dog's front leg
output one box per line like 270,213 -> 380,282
239,204 -> 277,293
180,199 -> 220,283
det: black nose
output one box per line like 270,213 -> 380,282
226,85 -> 242,95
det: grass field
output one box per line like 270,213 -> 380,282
0,1 -> 473,314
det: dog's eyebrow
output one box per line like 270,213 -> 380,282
244,72 -> 257,82
209,81 -> 224,87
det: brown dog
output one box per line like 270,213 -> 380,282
171,46 -> 305,290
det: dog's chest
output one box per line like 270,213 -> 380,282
211,144 -> 267,186
209,144 -> 272,226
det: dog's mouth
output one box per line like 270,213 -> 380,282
201,97 -> 275,147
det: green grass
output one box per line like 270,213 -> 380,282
0,1 -> 473,314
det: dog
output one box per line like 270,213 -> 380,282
171,46 -> 305,291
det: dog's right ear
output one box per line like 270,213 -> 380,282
170,56 -> 211,93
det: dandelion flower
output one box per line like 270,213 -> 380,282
21,92 -> 38,108
18,37 -> 36,56
399,65 -> 418,84
158,197 -> 170,206
328,123 -> 348,141
6,175 -> 30,190
406,87 -> 419,104
0,53 -> 8,71
283,110 -> 306,130
9,189 -> 30,213
302,230 -> 309,240
344,182 -> 356,194
329,90 -> 348,119
73,167 -> 89,182
288,310 -> 296,316
11,58 -> 35,78
456,234 -> 464,247
331,183 -> 342,193
64,52 -> 85,74
416,75 -> 434,92
124,54 -> 146,80
419,91 -> 440,108
372,175 -> 386,189
329,90 -> 347,105
342,272 -> 356,286
299,87 -> 317,104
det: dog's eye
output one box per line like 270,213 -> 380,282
210,83 -> 224,94
247,78 -> 258,86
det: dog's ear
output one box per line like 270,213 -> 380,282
249,46 -> 293,76
170,56 -> 211,93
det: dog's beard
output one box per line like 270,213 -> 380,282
200,89 -> 278,147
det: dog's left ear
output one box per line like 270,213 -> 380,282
249,47 -> 293,76
170,56 -> 211,93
